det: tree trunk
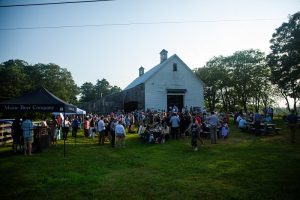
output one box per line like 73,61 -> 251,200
293,97 -> 297,114
224,89 -> 229,111
284,96 -> 291,111
280,89 -> 291,111
242,98 -> 248,113
224,87 -> 231,112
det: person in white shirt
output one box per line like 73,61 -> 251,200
62,117 -> 71,140
115,120 -> 126,147
97,116 -> 106,145
137,123 -> 145,137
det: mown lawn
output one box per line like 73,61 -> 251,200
0,119 -> 300,200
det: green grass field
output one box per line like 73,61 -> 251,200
1,119 -> 300,200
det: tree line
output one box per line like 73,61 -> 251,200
195,12 -> 299,112
194,49 -> 274,112
0,60 -> 121,105
80,79 -> 121,103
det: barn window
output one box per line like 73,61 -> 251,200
173,63 -> 177,71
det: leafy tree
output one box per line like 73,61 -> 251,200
267,12 -> 300,111
80,82 -> 96,102
30,63 -> 79,104
110,85 -> 122,94
0,60 -> 79,104
194,57 -> 225,111
0,60 -> 31,102
79,79 -> 122,103
95,78 -> 110,98
227,49 -> 269,113
213,57 -> 233,112
195,50 -> 272,113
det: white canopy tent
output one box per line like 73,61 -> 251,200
76,108 -> 86,115
52,107 -> 86,116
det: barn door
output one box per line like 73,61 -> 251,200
124,101 -> 138,113
167,95 -> 183,112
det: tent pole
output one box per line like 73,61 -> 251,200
64,111 -> 66,157
64,136 -> 66,157
74,114 -> 76,146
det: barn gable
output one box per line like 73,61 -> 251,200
144,54 -> 204,111
124,53 -> 204,91
124,54 -> 175,90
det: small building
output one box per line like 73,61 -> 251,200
81,49 -> 205,114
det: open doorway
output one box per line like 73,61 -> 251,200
167,95 -> 183,112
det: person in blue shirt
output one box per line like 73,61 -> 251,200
265,114 -> 272,123
221,123 -> 230,139
238,116 -> 247,132
169,113 -> 180,139
71,116 -> 80,138
21,115 -> 34,156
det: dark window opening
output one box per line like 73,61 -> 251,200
173,63 -> 177,71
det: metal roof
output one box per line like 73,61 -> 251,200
124,55 -> 175,90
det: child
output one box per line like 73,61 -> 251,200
149,133 -> 155,143
186,118 -> 201,151
221,123 -> 230,139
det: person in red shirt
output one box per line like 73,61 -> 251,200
56,115 -> 62,140
195,114 -> 202,125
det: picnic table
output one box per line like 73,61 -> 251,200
248,122 -> 281,135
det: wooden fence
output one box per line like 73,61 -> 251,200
0,123 -> 13,146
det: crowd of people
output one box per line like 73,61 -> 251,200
9,105 -> 298,155
73,107 -> 232,151
10,107 -> 232,154
234,108 -> 276,136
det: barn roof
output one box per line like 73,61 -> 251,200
124,54 -> 176,90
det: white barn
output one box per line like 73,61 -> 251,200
81,49 -> 205,114
123,49 -> 204,112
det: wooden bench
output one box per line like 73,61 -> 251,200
275,128 -> 281,134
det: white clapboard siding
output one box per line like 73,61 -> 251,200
145,55 -> 204,111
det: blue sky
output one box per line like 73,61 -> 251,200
0,0 -> 299,91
